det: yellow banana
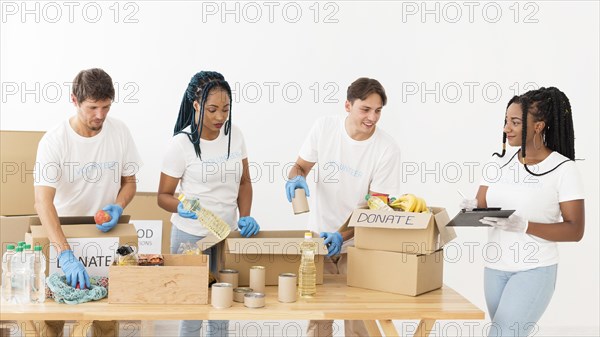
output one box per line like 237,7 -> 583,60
389,194 -> 430,213
403,194 -> 418,212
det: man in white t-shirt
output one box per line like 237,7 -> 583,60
32,68 -> 143,337
286,77 -> 402,337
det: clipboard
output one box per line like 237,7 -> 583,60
447,208 -> 515,227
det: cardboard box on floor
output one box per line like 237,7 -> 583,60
25,216 -> 138,277
219,230 -> 327,286
0,130 -> 44,216
346,207 -> 456,255
109,254 -> 209,304
347,246 -> 444,296
0,216 -> 34,274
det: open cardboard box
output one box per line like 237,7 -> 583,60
345,207 -> 456,255
347,246 -> 444,296
219,230 -> 327,286
109,254 -> 208,304
0,130 -> 45,216
25,216 -> 138,277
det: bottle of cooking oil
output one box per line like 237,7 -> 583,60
178,194 -> 231,240
298,232 -> 317,297
366,194 -> 394,211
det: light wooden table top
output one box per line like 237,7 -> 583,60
0,276 -> 484,321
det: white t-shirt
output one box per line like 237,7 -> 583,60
34,117 -> 143,216
161,125 -> 247,236
481,148 -> 584,272
298,115 -> 402,241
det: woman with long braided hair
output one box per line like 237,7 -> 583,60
158,71 -> 260,337
461,87 -> 585,336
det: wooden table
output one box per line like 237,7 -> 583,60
0,276 -> 484,337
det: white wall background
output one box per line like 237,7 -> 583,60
1,1 -> 598,335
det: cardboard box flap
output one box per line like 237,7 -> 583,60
432,207 -> 456,246
29,222 -> 138,239
28,215 -> 131,226
224,237 -> 328,255
348,209 -> 431,230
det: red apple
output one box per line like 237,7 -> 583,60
94,210 -> 111,225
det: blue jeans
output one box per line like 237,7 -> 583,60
484,265 -> 557,337
171,225 -> 229,337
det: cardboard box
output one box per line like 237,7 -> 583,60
0,215 -> 34,274
0,130 -> 45,216
108,254 -> 208,304
347,207 -> 456,255
220,230 -> 327,286
347,246 -> 443,296
126,192 -> 172,254
25,216 -> 138,277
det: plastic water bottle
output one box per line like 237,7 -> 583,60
30,245 -> 46,303
1,244 -> 16,303
298,232 -> 317,297
11,246 -> 31,304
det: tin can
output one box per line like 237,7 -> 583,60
219,269 -> 239,289
244,292 -> 265,308
249,266 -> 266,293
278,273 -> 297,303
233,287 -> 253,303
211,283 -> 233,309
292,189 -> 310,215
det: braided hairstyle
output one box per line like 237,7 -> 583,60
493,87 -> 575,176
174,71 -> 233,159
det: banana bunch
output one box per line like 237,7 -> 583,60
389,194 -> 429,213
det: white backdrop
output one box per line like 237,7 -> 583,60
1,1 -> 598,335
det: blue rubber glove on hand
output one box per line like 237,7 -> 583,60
177,202 -> 198,219
96,204 -> 123,233
238,216 -> 260,237
285,175 -> 310,202
321,232 -> 343,257
59,250 -> 90,289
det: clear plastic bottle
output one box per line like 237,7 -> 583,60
178,194 -> 231,239
115,245 -> 138,266
366,194 -> 394,211
30,246 -> 46,303
1,244 -> 16,303
298,232 -> 317,297
11,246 -> 31,304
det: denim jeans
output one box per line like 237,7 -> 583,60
484,265 -> 557,337
171,225 -> 229,337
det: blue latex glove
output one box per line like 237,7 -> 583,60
285,175 -> 310,202
238,216 -> 260,237
177,202 -> 198,219
320,232 -> 343,257
96,204 -> 123,233
59,250 -> 90,289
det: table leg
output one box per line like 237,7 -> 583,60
413,319 -> 436,337
70,321 -> 92,337
363,320 -> 383,337
378,320 -> 399,337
